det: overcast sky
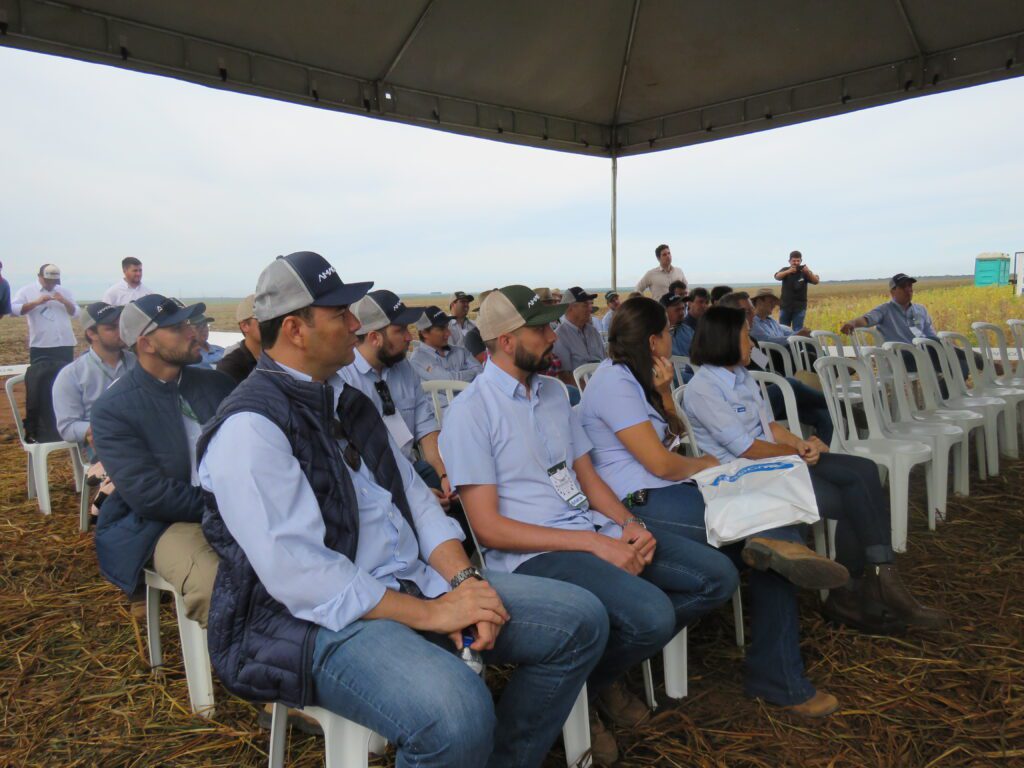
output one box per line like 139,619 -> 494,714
2,45 -> 1023,300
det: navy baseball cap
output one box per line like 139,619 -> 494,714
566,286 -> 598,303
80,301 -> 123,331
254,251 -> 373,322
889,273 -> 917,289
351,290 -> 424,332
415,306 -> 452,331
120,294 -> 206,347
659,292 -> 685,308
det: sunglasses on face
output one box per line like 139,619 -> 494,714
374,380 -> 396,416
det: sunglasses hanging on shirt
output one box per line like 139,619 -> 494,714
374,379 -> 396,416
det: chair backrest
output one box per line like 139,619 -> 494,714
1007,319 -> 1024,377
859,346 -> 913,427
851,326 -> 883,356
748,369 -> 803,439
756,341 -> 794,378
539,374 -> 571,403
787,334 -> 822,372
810,329 -> 846,357
912,336 -> 964,403
813,355 -> 888,448
420,379 -> 471,426
670,385 -> 703,457
971,322 -> 1012,383
573,362 -> 600,390
4,373 -> 29,447
884,341 -> 943,412
669,355 -> 696,388
937,331 -> 986,392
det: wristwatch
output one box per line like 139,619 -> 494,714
624,517 -> 648,529
450,566 -> 484,589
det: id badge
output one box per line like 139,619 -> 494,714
383,411 -> 414,451
547,461 -> 589,511
910,326 -> 925,338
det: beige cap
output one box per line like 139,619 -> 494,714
753,288 -> 780,302
235,294 -> 256,323
477,285 -> 568,341
533,287 -> 553,301
40,264 -> 61,280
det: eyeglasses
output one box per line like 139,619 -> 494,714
139,297 -> 186,338
374,380 -> 396,416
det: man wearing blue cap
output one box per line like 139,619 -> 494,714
90,294 -> 234,625
198,251 -> 607,768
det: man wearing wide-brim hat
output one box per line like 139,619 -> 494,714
751,288 -> 812,344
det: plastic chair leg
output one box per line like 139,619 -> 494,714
26,454 -> 36,500
998,403 -> 1019,459
79,462 -> 91,533
561,687 -> 592,768
984,411 -> 1000,476
974,427 -> 987,483
317,707 -> 374,768
889,462 -> 911,553
641,659 -> 656,710
32,449 -> 53,515
71,449 -> 84,493
146,583 -> 163,668
171,594 -> 215,717
268,702 -> 288,768
731,588 -> 745,647
924,459 -> 938,531
662,629 -> 688,700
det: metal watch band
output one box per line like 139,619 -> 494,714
450,566 -> 483,589
624,516 -> 648,529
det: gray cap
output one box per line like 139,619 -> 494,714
351,290 -> 424,333
254,251 -> 373,322
120,294 -> 206,347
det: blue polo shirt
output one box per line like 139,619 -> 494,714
683,365 -> 775,462
861,300 -> 938,344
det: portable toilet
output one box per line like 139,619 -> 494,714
974,253 -> 1010,286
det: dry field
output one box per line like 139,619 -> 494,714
1,282 -> 1023,766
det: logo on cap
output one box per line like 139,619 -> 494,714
318,266 -> 336,283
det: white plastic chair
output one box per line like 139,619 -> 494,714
882,342 -> 986,495
4,373 -> 84,515
787,334 -> 823,373
75,446 -> 91,533
813,356 -> 933,553
756,341 -> 794,378
671,386 -> 746,648
540,374 -> 571,404
572,362 -> 601,390
912,336 -> 1005,478
971,322 -> 1024,387
420,379 -> 471,427
937,331 -> 1024,460
669,355 -> 694,388
860,347 -> 964,524
144,569 -> 215,718
1006,319 -> 1024,378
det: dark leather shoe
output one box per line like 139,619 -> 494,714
742,537 -> 850,590
821,579 -> 906,635
862,564 -> 948,629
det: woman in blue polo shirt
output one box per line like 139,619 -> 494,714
684,305 -> 946,634
580,297 -> 847,717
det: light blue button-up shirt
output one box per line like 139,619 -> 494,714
440,361 -> 621,574
683,365 -> 775,463
552,317 -> 607,373
409,343 -> 483,383
338,348 -> 439,459
751,315 -> 794,344
579,359 -> 677,499
861,300 -> 938,344
52,348 -> 136,444
198,362 -> 464,633
447,317 -> 477,348
671,323 -> 694,358
195,344 -> 225,370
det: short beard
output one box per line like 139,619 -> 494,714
514,344 -> 552,374
379,347 -> 407,367
155,344 -> 200,366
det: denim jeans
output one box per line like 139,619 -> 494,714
630,482 -> 817,706
779,307 -> 806,332
809,452 -> 894,576
766,378 -> 834,446
516,501 -> 737,695
311,571 -> 608,768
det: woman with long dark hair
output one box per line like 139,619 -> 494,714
580,296 -> 848,717
685,305 -> 946,632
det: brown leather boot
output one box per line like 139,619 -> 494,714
597,679 -> 650,728
783,690 -> 840,718
742,537 -> 850,590
587,707 -> 619,766
862,563 -> 948,629
821,578 -> 906,635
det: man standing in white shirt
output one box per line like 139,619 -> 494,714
635,244 -> 687,300
12,264 -> 80,364
102,257 -> 153,306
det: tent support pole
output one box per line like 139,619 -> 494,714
611,155 -> 618,292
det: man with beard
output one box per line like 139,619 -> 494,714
341,290 -> 455,509
441,285 -> 736,764
90,294 -> 233,625
409,306 -> 483,383
52,302 -> 136,459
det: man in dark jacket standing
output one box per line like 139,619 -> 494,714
91,294 -> 234,625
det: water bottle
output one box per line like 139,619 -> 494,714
460,631 -> 484,676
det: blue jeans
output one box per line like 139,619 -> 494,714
515,509 -> 737,695
311,571 -> 608,768
779,307 -> 806,331
632,483 -> 817,706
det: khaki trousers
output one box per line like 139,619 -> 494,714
152,522 -> 219,629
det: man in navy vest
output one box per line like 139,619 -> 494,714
198,251 -> 608,768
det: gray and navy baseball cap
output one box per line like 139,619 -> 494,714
351,290 -> 424,333
120,294 -> 206,347
80,301 -> 123,331
889,273 -> 917,289
477,285 -> 568,341
415,306 -> 452,332
254,251 -> 373,322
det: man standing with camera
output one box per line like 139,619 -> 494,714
773,250 -> 819,331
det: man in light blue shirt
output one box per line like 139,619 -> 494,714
598,291 -> 620,333
442,284 -> 736,761
552,286 -> 607,388
409,306 -> 484,383
198,252 -> 607,768
750,289 -> 812,344
191,316 -> 225,369
52,302 -> 135,456
343,289 -> 455,507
